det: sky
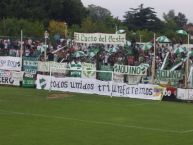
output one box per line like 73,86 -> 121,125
81,0 -> 193,22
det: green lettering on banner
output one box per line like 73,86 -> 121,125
156,70 -> 182,80
113,64 -> 147,75
98,65 -> 113,81
156,70 -> 183,87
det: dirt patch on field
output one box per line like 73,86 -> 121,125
47,93 -> 73,100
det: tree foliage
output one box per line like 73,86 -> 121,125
0,0 -> 87,26
0,18 -> 44,37
163,10 -> 188,29
0,1 -> 190,41
48,20 -> 67,38
87,4 -> 111,21
80,16 -> 114,33
123,4 -> 164,32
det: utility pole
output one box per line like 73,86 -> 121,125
20,29 -> 23,58
139,35 -> 142,43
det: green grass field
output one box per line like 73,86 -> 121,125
1,86 -> 193,145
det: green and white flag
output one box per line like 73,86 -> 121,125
156,70 -> 183,86
156,70 -> 182,80
70,61 -> 82,77
160,52 -> 169,70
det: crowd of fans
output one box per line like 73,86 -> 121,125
0,37 -> 192,72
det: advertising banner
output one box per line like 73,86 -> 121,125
0,70 -> 20,86
0,56 -> 21,71
162,87 -> 177,101
177,89 -> 193,100
23,57 -> 38,74
12,71 -> 24,81
22,73 -> 36,88
23,78 -> 35,88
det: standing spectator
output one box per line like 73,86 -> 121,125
4,39 -> 9,55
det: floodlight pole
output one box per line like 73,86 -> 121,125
115,25 -> 118,34
139,35 -> 142,43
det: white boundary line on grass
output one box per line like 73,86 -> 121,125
70,99 -> 156,107
0,109 -> 192,134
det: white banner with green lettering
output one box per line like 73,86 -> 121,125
23,57 -> 38,74
113,64 -> 147,76
156,70 -> 183,86
38,61 -> 68,74
156,70 -> 182,80
112,63 -> 124,82
74,32 -> 126,45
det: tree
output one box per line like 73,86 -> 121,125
83,5 -> 127,33
80,17 -> 97,32
87,4 -> 111,21
0,0 -> 9,18
0,0 -> 87,26
123,4 -> 164,32
163,10 -> 175,22
48,20 -> 68,38
0,18 -> 44,37
163,10 -> 188,29
175,12 -> 188,28
79,4 -> 124,34
61,0 -> 88,25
